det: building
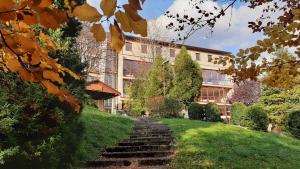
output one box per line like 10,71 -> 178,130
80,30 -> 234,118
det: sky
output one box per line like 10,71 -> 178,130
87,0 -> 281,55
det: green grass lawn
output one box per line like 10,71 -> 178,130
75,106 -> 134,166
161,118 -> 300,169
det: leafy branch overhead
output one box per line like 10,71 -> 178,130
0,0 -> 148,111
166,0 -> 299,83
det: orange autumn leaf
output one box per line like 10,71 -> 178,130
129,17 -> 147,37
43,70 -> 64,84
129,0 -> 142,10
42,80 -> 60,95
110,20 -> 125,53
100,0 -> 117,18
115,10 -> 132,32
123,4 -> 143,21
39,8 -> 67,29
0,0 -> 16,12
5,56 -> 22,72
90,23 -> 106,42
73,3 -> 102,22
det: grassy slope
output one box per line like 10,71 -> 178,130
161,118 -> 300,169
75,106 -> 134,166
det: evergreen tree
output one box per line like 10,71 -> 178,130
170,47 -> 202,105
145,55 -> 172,99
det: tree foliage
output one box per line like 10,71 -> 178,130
262,49 -> 300,89
229,81 -> 260,105
255,85 -> 300,127
0,19 -> 87,169
145,55 -> 172,99
165,0 -> 299,84
126,77 -> 147,116
0,0 -> 148,111
170,47 -> 202,105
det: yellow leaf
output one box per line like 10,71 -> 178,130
61,67 -> 80,80
100,0 -> 117,18
90,23 -> 106,42
115,10 -> 132,32
123,4 -> 143,21
73,3 -> 102,22
129,0 -> 142,10
42,80 -> 60,95
5,55 -> 21,72
129,17 -> 147,37
43,70 -> 64,84
110,21 -> 125,53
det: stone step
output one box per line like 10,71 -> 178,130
130,131 -> 172,135
118,140 -> 172,146
130,134 -> 172,138
128,136 -> 173,139
126,137 -> 172,142
101,151 -> 173,158
106,145 -> 173,152
86,157 -> 172,167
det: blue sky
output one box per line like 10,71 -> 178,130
87,0 -> 270,55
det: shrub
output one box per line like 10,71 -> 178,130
242,105 -> 268,131
164,97 -> 184,117
285,110 -> 300,138
188,103 -> 222,122
146,96 -> 183,117
230,102 -> 247,125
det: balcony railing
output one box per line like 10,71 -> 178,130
203,79 -> 232,86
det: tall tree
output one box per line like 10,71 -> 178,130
170,47 -> 202,105
262,49 -> 300,89
145,55 -> 173,99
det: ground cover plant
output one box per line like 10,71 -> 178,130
161,118 -> 300,169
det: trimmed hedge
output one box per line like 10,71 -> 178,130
285,110 -> 300,138
231,102 -> 247,125
188,103 -> 222,122
242,105 -> 268,131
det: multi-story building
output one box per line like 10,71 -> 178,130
81,32 -> 234,118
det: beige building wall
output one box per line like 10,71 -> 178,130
116,36 -> 234,118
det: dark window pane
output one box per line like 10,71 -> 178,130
123,59 -> 152,77
208,55 -> 212,62
170,49 -> 175,57
156,46 -> 162,55
141,44 -> 147,53
196,53 -> 200,60
125,42 -> 132,51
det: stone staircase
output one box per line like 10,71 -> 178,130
86,118 -> 174,169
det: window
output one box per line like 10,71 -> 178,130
208,55 -> 213,62
156,46 -> 162,55
196,53 -> 200,61
125,42 -> 132,51
170,49 -> 175,57
141,44 -> 147,53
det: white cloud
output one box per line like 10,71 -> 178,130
149,0 -> 282,54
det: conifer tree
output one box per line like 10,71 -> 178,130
170,47 -> 202,105
145,55 -> 173,99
